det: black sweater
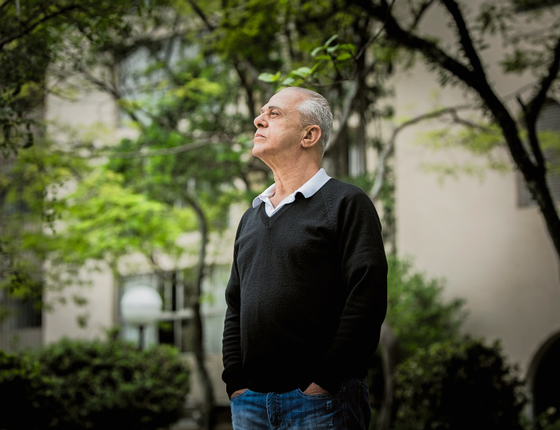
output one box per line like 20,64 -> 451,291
222,178 -> 387,397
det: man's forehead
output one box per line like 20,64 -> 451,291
261,89 -> 306,111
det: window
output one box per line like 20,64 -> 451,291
0,290 -> 42,329
119,266 -> 228,353
0,156 -> 43,352
0,289 -> 43,352
513,0 -> 560,12
518,99 -> 560,207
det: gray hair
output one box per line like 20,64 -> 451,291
284,87 -> 333,154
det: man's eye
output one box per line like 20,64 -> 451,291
271,111 -> 278,116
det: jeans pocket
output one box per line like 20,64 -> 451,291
230,389 -> 251,401
296,388 -> 337,400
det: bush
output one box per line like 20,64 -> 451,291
393,337 -> 526,430
0,350 -> 54,429
0,337 -> 190,430
36,337 -> 190,430
386,255 -> 467,360
366,256 -> 467,418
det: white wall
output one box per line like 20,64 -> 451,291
392,1 -> 560,374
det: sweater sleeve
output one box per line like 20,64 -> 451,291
221,218 -> 247,398
313,190 -> 388,394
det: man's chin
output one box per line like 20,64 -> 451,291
252,145 -> 265,159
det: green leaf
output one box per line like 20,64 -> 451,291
258,71 -> 281,82
290,67 -> 312,78
311,46 -> 324,57
336,52 -> 353,61
338,43 -> 356,53
327,45 -> 339,54
281,77 -> 296,86
325,34 -> 338,46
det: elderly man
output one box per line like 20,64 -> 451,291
222,87 -> 387,429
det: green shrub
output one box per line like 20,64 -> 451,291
35,337 -> 190,430
386,255 -> 467,359
367,256 -> 467,419
0,350 -> 54,429
0,337 -> 190,430
393,337 -> 526,430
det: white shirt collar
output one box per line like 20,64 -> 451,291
252,168 -> 331,216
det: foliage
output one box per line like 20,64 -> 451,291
0,337 -> 190,430
393,337 -> 526,430
3,0 -> 398,306
0,350 -> 54,429
37,337 -> 189,430
417,119 -> 560,179
104,35 -> 258,223
51,169 -> 196,269
258,34 -> 357,89
95,24 -> 263,429
386,255 -> 467,360
366,255 -> 466,422
0,138 -> 90,311
0,0 -> 153,154
0,137 -> 195,316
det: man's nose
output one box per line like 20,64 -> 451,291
254,114 -> 267,128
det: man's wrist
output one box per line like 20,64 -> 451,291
231,388 -> 248,399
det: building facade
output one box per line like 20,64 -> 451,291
391,0 -> 560,418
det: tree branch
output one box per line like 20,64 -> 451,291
357,0 -> 473,84
233,61 -> 257,119
409,0 -> 437,31
518,96 -> 546,171
359,0 -> 560,270
440,0 -> 486,77
0,0 -> 13,14
355,2 -> 395,61
186,0 -> 215,31
360,0 -> 536,177
0,4 -> 82,50
526,34 -> 560,125
323,83 -> 357,155
370,103 -> 476,201
103,139 -> 222,159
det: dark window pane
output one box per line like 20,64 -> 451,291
514,0 -> 560,12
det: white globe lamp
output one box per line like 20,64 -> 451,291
120,285 -> 162,350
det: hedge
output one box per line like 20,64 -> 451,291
393,337 -> 526,430
0,337 -> 190,430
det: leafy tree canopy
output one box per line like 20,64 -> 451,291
0,0 -> 157,154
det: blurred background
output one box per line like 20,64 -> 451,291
1,0 -> 560,429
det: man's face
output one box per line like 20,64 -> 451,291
252,89 -> 306,162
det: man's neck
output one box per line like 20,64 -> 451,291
270,163 -> 321,207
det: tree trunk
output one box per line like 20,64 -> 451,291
377,322 -> 401,430
183,194 -> 215,430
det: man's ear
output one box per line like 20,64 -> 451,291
301,125 -> 322,149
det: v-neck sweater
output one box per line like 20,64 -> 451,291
222,178 -> 387,397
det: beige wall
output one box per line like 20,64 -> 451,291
43,266 -> 116,343
392,1 -> 560,376
43,78 -> 120,343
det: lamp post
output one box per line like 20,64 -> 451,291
120,285 -> 162,350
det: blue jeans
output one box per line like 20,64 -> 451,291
230,378 -> 371,429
